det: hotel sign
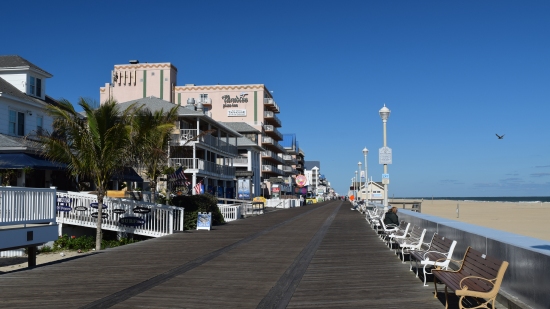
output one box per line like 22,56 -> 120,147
222,93 -> 248,108
227,109 -> 247,117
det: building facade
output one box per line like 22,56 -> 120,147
99,60 -> 305,199
0,55 -> 69,189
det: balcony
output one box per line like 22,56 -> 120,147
261,150 -> 283,163
170,129 -> 238,156
263,98 -> 280,113
263,111 -> 281,127
168,158 -> 236,179
262,164 -> 283,175
263,125 -> 283,141
282,154 -> 297,164
233,156 -> 249,167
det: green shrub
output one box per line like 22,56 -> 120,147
50,234 -> 139,252
171,193 -> 225,230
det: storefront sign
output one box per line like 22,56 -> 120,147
238,179 -> 250,199
119,216 -> 145,227
91,212 -> 108,219
90,202 -> 107,209
133,207 -> 151,214
197,212 -> 212,231
296,175 -> 307,187
227,109 -> 247,117
113,208 -> 126,214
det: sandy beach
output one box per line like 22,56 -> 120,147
392,199 -> 550,242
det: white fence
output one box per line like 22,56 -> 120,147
0,187 -> 56,226
217,205 -> 241,221
56,191 -> 184,237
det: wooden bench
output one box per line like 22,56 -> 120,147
409,233 -> 457,286
395,225 -> 426,262
432,246 -> 509,309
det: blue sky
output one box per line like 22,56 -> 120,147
3,1 -> 550,197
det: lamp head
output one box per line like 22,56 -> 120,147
379,104 -> 391,121
358,161 -> 362,167
363,147 -> 368,155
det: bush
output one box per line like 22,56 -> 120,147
171,193 -> 225,230
43,234 -> 140,252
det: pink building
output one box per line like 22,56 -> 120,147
100,60 -> 302,198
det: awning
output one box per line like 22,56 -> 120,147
0,153 -> 66,170
111,167 -> 143,182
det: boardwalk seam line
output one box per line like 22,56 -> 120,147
256,201 -> 342,309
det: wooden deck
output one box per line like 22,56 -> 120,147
0,200 -> 449,308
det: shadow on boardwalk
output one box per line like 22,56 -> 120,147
1,200 -> 451,308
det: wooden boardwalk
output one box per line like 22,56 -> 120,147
0,200 -> 448,308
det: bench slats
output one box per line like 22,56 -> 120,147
433,246 -> 508,309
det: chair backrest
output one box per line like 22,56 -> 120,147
409,225 -> 424,239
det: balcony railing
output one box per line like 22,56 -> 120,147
171,129 -> 238,156
169,158 -> 236,178
263,125 -> 283,141
263,111 -> 281,127
262,150 -> 283,163
233,156 -> 249,165
263,98 -> 280,112
261,164 -> 283,175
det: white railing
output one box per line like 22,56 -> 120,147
56,191 -> 184,237
217,205 -> 241,222
0,187 -> 56,226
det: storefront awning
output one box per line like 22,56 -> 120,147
111,167 -> 143,182
0,153 -> 66,170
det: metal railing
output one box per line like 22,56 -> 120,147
263,111 -> 281,127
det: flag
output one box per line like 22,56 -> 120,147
170,166 -> 190,186
194,179 -> 204,195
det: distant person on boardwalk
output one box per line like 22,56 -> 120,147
383,206 -> 399,226
300,195 -> 304,206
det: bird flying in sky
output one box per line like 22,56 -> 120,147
496,134 -> 505,139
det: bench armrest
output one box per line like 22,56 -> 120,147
433,258 -> 463,270
422,250 -> 448,258
459,275 -> 495,289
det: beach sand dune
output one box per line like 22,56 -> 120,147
392,199 -> 550,242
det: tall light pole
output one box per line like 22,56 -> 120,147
379,104 -> 391,212
354,170 -> 358,200
363,147 -> 369,206
358,162 -> 362,201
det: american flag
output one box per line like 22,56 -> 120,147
194,178 -> 204,195
170,167 -> 190,186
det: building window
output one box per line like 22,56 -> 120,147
28,76 -> 42,97
9,110 -> 25,136
29,77 -> 35,95
37,116 -> 44,134
200,94 -> 208,101
36,78 -> 42,97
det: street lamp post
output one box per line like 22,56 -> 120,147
358,162 -> 362,202
379,104 -> 391,212
363,147 -> 369,206
354,170 -> 358,201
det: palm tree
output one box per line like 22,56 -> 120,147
130,106 -> 179,203
41,98 -> 136,251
